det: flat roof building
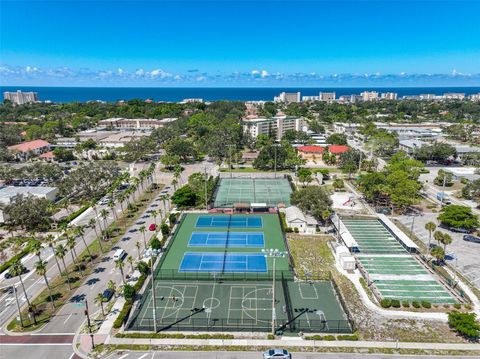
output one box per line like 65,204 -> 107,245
242,115 -> 307,141
3,90 -> 39,105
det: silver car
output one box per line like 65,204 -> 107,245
263,349 -> 291,359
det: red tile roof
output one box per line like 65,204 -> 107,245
39,151 -> 55,159
328,145 -> 350,154
8,139 -> 50,152
297,146 -> 325,153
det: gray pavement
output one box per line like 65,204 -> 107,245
103,351 -> 480,359
396,212 -> 480,288
0,344 -> 76,359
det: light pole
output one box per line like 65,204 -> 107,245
262,248 -> 286,335
151,248 -> 160,332
204,166 -> 208,211
226,145 -> 235,178
273,143 -> 281,178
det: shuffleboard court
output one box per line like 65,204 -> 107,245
196,215 -> 263,228
342,217 -> 457,304
189,232 -> 265,248
179,252 -> 268,273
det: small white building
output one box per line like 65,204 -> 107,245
334,245 -> 356,271
284,206 -> 318,234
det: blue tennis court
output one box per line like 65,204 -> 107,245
188,232 -> 265,248
195,215 -> 263,228
179,252 -> 267,273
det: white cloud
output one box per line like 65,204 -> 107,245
148,69 -> 172,78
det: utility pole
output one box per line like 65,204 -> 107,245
226,145 -> 234,178
273,143 -> 280,179
440,172 -> 447,206
262,248 -> 286,335
151,250 -> 158,332
204,166 -> 208,211
84,299 -> 95,349
13,286 -> 24,328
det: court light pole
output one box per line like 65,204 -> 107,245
262,248 -> 286,335
226,144 -> 235,178
273,143 -> 281,179
204,166 -> 208,211
151,248 -> 160,332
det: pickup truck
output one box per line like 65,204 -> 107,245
436,192 -> 452,205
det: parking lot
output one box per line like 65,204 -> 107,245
396,213 -> 480,289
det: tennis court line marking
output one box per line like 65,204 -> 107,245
298,282 -> 319,300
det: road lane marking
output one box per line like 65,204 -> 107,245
64,313 -> 73,324
138,354 -> 148,359
118,354 -> 129,359
1,343 -> 72,346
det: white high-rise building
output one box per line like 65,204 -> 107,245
319,92 -> 336,103
3,90 -> 39,105
242,115 -> 306,141
380,92 -> 398,100
360,91 -> 379,101
274,92 -> 301,103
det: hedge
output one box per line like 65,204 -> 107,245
116,333 -> 234,339
113,301 -> 133,329
58,203 -> 90,227
0,240 -> 35,274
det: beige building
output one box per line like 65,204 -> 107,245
242,115 -> 306,140
274,92 -> 301,103
360,91 -> 379,101
3,90 -> 39,105
98,117 -> 177,130
319,92 -> 336,103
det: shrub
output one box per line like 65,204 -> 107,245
137,261 -> 149,275
337,334 -> 358,341
421,300 -> 432,309
465,304 -> 473,310
113,302 -> 133,329
133,274 -> 146,292
267,334 -> 275,340
380,299 -> 392,308
150,237 -> 162,250
448,311 -> 480,340
294,227 -> 299,233
443,304 -> 450,309
286,227 -> 293,233
391,299 -> 401,308
323,335 -> 336,341
412,301 -> 421,308
169,212 -> 177,226
161,223 -> 170,236
402,301 -> 410,308
123,284 -> 136,301
453,303 -> 462,310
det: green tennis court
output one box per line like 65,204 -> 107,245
127,280 -> 352,333
213,178 -> 293,208
342,218 -> 457,304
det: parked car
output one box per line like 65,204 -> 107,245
4,267 -> 29,279
263,349 -> 291,359
102,288 -> 114,302
449,227 -> 475,234
463,235 -> 480,244
149,223 -> 156,231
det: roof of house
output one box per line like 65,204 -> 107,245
399,139 -> 427,148
242,151 -> 259,160
285,206 -> 306,223
8,139 -> 50,152
328,145 -> 350,154
297,145 -> 324,153
39,151 -> 55,159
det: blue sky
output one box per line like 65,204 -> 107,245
1,0 -> 480,86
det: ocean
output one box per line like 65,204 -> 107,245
1,86 -> 480,103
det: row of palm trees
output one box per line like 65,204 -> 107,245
425,221 -> 453,263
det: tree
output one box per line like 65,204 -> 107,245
135,241 -> 142,259
35,260 -> 55,309
123,284 -> 136,302
434,169 -> 454,187
326,133 -> 347,145
430,245 -> 445,264
433,231 -> 444,247
448,311 -> 480,340
413,142 -> 457,163
253,142 -> 304,171
107,280 -> 117,297
440,232 -> 453,251
297,168 -> 313,186
75,226 -> 93,262
366,129 -> 398,157
165,138 -> 196,162
171,185 -> 198,208
150,237 -> 162,250
94,293 -> 105,317
338,149 -> 361,178
137,261 -> 150,275
290,186 -> 332,222
115,259 -> 126,285
45,234 -> 62,274
438,205 -> 479,230
52,147 -> 75,162
139,225 -> 147,248
10,260 -> 31,308
55,244 -> 72,290
425,222 -> 436,248
4,194 -> 52,232
127,255 -> 134,272
462,179 -> 480,201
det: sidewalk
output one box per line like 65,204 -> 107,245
105,335 -> 480,351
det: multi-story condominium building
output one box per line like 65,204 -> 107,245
7,139 -> 51,161
381,92 -> 398,100
443,93 -> 466,100
274,92 -> 301,103
470,93 -> 480,101
360,91 -> 379,101
98,117 -> 177,130
302,95 -> 319,102
319,92 -> 336,103
3,90 -> 39,105
418,94 -> 438,100
242,115 -> 307,141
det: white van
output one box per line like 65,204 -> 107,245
113,249 -> 126,261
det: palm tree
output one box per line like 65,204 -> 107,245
107,279 -> 117,297
55,244 -> 72,290
171,178 -> 178,191
433,231 -> 444,247
10,260 -> 31,307
100,209 -> 109,234
88,218 -> 104,253
425,222 -> 436,249
151,210 -> 158,226
115,259 -> 126,285
108,200 -> 118,222
45,234 -> 62,274
117,192 -> 126,213
30,239 -> 43,262
430,246 -> 445,264
440,233 -> 453,251
75,226 -> 93,262
139,225 -> 147,248
135,241 -> 142,259
35,260 -> 55,309
66,234 -> 82,275
127,255 -> 134,272
94,293 -> 105,317
160,194 -> 170,211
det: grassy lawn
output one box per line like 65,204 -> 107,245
287,234 -> 334,280
7,185 -> 162,332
